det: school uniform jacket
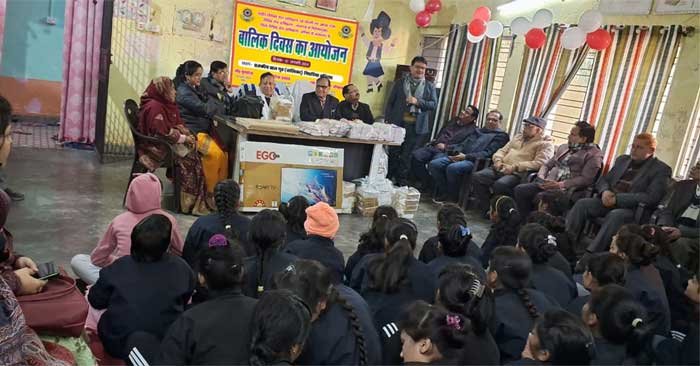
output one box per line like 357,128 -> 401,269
284,235 -> 345,284
183,213 -> 252,266
157,289 -> 257,365
418,236 -> 483,264
530,263 -> 577,307
350,254 -> 436,303
243,251 -> 298,297
625,265 -> 671,336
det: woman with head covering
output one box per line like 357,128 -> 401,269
137,76 -> 211,215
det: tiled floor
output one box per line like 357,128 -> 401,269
11,122 -> 62,149
5,147 -> 492,273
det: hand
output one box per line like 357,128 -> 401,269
186,135 -> 196,146
15,256 -> 38,272
601,190 -> 616,208
449,153 -> 466,162
493,161 -> 503,171
521,332 -> 536,360
435,143 -> 446,151
540,180 -> 563,191
501,165 -> 514,175
406,96 -> 418,105
662,226 -> 682,241
14,268 -> 47,295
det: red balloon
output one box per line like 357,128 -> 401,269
468,19 -> 487,37
415,10 -> 432,28
473,6 -> 491,21
587,28 -> 612,51
425,0 -> 442,13
525,28 -> 547,49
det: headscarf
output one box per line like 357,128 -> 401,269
138,77 -> 183,136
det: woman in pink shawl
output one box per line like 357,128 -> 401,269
137,76 -> 211,215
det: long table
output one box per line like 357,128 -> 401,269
213,116 -> 400,211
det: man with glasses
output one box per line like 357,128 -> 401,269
299,75 -> 339,121
200,61 -> 235,115
428,110 -> 509,203
410,105 -> 479,191
384,56 -> 438,186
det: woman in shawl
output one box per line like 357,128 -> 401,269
137,76 -> 211,215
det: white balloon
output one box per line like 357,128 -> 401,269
532,9 -> 554,29
510,17 -> 532,36
485,20 -> 504,38
579,9 -> 603,33
409,0 -> 426,13
467,31 -> 485,43
561,26 -> 586,50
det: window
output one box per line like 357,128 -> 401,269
674,88 -> 700,179
421,36 -> 449,89
544,52 -> 597,145
651,42 -> 683,135
488,36 -> 514,112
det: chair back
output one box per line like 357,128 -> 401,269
124,99 -> 149,146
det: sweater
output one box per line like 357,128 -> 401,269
492,133 -> 555,173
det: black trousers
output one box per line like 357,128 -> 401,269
388,123 -> 427,182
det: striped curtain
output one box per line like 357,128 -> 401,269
434,24 -> 501,136
509,25 -> 588,134
581,25 -> 683,168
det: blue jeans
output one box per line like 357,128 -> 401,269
411,146 -> 445,187
428,157 -> 474,201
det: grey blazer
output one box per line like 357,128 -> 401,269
597,155 -> 672,209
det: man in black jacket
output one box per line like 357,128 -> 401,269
199,61 -> 235,115
567,133 -> 672,257
657,160 -> 700,275
334,84 -> 374,124
299,75 -> 339,121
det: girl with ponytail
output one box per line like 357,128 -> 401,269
480,195 -> 522,268
174,60 -> 229,198
426,221 -> 485,281
611,231 -> 671,336
487,246 -> 560,364
158,234 -> 257,365
517,223 -> 577,306
419,203 -> 482,263
272,259 -> 382,365
184,180 -> 252,267
243,209 -> 297,298
519,309 -> 595,365
278,196 -> 310,245
249,290 -> 312,366
345,205 -> 398,282
437,264 -> 500,365
567,252 -> 626,316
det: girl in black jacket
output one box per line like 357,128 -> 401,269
427,223 -> 484,281
345,205 -> 398,282
244,209 -> 297,297
158,235 -> 256,365
480,196 -> 522,268
249,290 -> 312,366
278,196 -> 309,246
517,223 -> 577,306
419,203 -> 482,263
567,252 -> 626,316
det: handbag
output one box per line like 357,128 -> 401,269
18,269 -> 88,337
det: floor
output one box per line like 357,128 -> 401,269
11,121 -> 61,149
5,147 -> 492,274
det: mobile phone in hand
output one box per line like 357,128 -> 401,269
34,262 -> 59,280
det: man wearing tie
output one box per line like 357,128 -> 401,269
299,75 -> 339,121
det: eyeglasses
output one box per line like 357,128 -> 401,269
316,84 -> 330,89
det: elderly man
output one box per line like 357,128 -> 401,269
334,84 -> 374,124
410,105 -> 479,190
513,121 -> 603,217
568,133 -> 672,260
428,110 -> 509,203
299,75 -> 339,121
471,116 -> 555,212
384,56 -> 438,186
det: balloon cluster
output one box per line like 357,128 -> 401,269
410,0 -> 443,28
510,9 -> 554,49
561,10 -> 611,51
467,6 -> 504,43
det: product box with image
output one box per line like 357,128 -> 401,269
239,142 -> 344,211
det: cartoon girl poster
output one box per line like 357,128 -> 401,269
361,11 -> 397,93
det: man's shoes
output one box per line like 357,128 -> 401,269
4,188 -> 24,202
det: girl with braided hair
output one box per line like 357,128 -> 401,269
345,205 -> 398,283
480,195 -> 522,268
158,234 -> 257,364
243,209 -> 297,298
437,264 -> 500,365
249,290 -> 312,366
183,179 -> 252,267
487,246 -> 560,364
517,223 -> 577,306
272,259 -> 382,365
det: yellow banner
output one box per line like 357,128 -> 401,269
230,1 -> 358,99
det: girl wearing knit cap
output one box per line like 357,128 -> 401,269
284,202 -> 345,284
158,234 -> 258,365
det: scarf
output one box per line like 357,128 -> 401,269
138,77 -> 183,136
556,143 -> 593,181
403,75 -> 425,115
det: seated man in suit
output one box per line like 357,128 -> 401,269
428,110 -> 509,203
513,121 -> 603,217
299,75 -> 339,121
471,116 -> 555,213
657,160 -> 700,275
410,105 -> 479,190
567,133 -> 672,260
334,84 -> 373,124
